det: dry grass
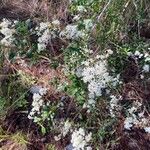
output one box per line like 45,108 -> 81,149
3,57 -> 68,96
1,140 -> 27,150
0,0 -> 69,21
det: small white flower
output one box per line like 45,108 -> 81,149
82,61 -> 90,66
138,112 -> 144,118
52,20 -> 60,26
73,15 -> 81,21
62,120 -> 72,136
78,128 -> 85,136
85,132 -> 92,142
0,19 -> 15,46
37,43 -> 46,51
128,106 -> 137,114
39,88 -> 47,95
76,67 -> 83,78
33,93 -> 42,101
106,49 -> 113,55
13,20 -> 18,25
145,57 -> 150,62
37,29 -> 51,52
86,146 -> 92,150
95,55 -> 101,59
143,64 -> 149,72
134,50 -> 143,58
71,128 -> 92,150
39,22 -> 49,31
60,25 -> 85,40
0,19 -> 11,28
144,53 -> 149,58
124,117 -> 133,130
127,52 -> 133,56
28,115 -> 33,119
1,37 -> 14,46
109,95 -> 121,117
54,134 -> 61,141
88,99 -> 96,106
144,127 -> 150,133
1,28 -> 15,37
80,56 -> 119,110
77,6 -> 87,13
28,88 -> 47,122
134,50 -> 140,56
140,74 -> 144,79
83,19 -> 93,31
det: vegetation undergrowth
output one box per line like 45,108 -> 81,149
0,0 -> 150,149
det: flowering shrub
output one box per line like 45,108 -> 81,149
0,0 -> 150,149
0,19 -> 16,46
79,52 -> 120,109
71,128 -> 92,150
28,87 -> 47,121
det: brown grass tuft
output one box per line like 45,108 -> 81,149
0,0 -> 69,21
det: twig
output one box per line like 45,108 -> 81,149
91,0 -> 112,31
132,0 -> 140,38
122,0 -> 131,14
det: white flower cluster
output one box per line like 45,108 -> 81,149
144,127 -> 150,133
71,128 -> 92,150
83,19 -> 93,31
0,19 -> 16,46
28,87 -> 47,122
54,120 -> 72,141
109,95 -> 122,117
77,6 -> 87,13
124,101 -> 150,133
35,21 -> 86,52
128,50 -> 150,74
60,25 -> 85,40
63,47 -> 93,76
52,20 -> 60,26
37,29 -> 51,52
143,51 -> 150,73
62,120 -> 72,136
73,15 -> 81,21
79,51 -> 119,109
36,22 -> 51,52
36,20 -> 60,52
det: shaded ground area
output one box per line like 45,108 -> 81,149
0,0 -> 69,21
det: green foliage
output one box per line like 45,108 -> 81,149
65,74 -> 87,105
33,102 -> 58,135
108,41 -> 150,74
0,74 -> 28,114
15,21 -> 29,36
108,46 -> 129,74
47,144 -> 56,150
0,97 -> 6,117
14,21 -> 37,58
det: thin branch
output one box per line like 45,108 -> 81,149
92,0 -> 112,31
132,0 -> 140,38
